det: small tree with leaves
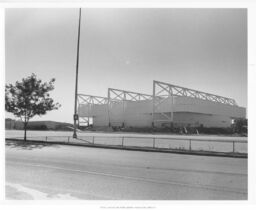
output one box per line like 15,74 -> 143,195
232,118 -> 247,134
5,74 -> 61,141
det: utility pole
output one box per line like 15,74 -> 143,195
73,8 -> 82,139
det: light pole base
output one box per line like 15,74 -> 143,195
73,132 -> 77,139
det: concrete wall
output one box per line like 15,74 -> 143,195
155,96 -> 245,118
78,104 -> 108,117
124,100 -> 152,127
78,100 -> 153,127
173,96 -> 246,118
173,112 -> 231,128
78,96 -> 246,128
108,100 -> 152,127
78,104 -> 109,126
108,102 -> 123,126
93,115 -> 109,127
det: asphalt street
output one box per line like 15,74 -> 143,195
5,140 -> 247,200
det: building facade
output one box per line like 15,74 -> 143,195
77,81 -> 246,128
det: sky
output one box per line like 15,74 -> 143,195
5,8 -> 247,123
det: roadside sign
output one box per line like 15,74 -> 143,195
74,114 -> 79,120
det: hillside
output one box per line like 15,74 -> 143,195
5,118 -> 73,131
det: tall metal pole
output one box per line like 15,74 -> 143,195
152,80 -> 155,128
107,89 -> 111,127
73,8 -> 82,139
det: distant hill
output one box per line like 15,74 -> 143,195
5,118 -> 73,131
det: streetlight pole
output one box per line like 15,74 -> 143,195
73,8 -> 82,139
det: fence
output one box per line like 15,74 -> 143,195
7,134 -> 247,155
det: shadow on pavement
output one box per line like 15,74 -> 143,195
5,185 -> 33,200
5,139 -> 60,150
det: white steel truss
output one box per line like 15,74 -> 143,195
78,94 -> 108,105
108,88 -> 152,102
152,80 -> 238,127
153,80 -> 237,106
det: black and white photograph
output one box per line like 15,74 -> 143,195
1,0 -> 254,207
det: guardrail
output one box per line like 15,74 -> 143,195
7,134 -> 247,155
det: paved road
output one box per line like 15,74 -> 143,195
5,140 -> 247,200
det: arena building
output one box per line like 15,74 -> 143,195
77,81 -> 246,129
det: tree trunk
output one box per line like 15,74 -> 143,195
24,122 -> 27,141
